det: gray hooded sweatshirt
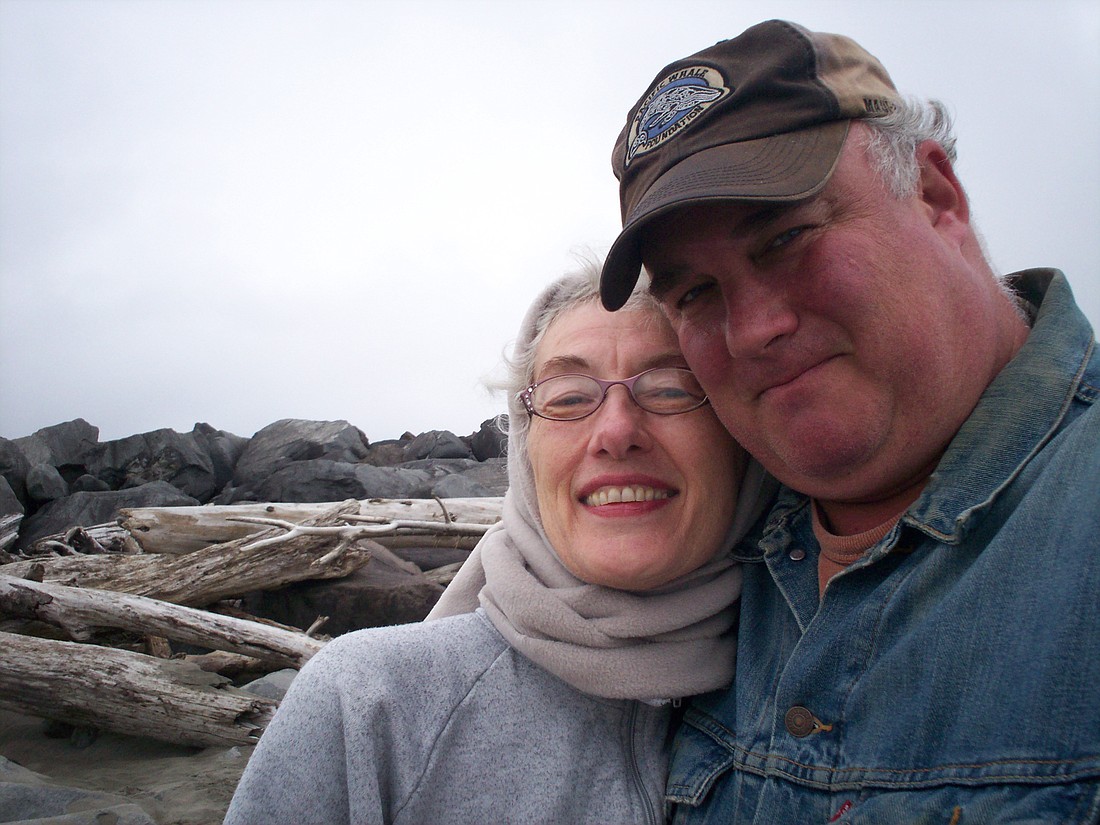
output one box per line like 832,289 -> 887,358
224,610 -> 671,825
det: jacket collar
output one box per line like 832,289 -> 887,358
908,269 -> 1096,543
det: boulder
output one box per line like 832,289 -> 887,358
17,481 -> 199,549
430,473 -> 494,498
232,419 -> 369,490
451,456 -> 508,495
250,459 -> 432,503
469,416 -> 508,461
70,474 -> 111,493
0,755 -> 156,825
398,457 -> 508,497
13,419 -> 99,474
402,430 -> 473,461
238,669 -> 298,702
392,545 -> 471,571
190,423 -> 248,494
85,429 -> 219,502
0,437 -> 30,506
25,463 -> 68,504
243,562 -> 444,637
360,437 -> 411,467
0,476 -> 22,518
0,476 -> 22,553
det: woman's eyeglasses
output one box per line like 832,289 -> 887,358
519,367 -> 709,421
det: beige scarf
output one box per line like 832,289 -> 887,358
428,458 -> 775,700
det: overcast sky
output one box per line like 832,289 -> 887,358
2,0 -> 1098,443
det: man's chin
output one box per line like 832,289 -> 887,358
762,430 -> 885,495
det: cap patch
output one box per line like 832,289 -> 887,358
624,66 -> 729,167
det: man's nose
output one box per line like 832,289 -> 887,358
721,278 -> 798,358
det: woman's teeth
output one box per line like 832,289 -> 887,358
584,486 -> 670,507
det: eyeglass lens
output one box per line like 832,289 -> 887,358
528,368 -> 706,420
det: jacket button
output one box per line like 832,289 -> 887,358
789,548 -> 806,561
785,706 -> 816,737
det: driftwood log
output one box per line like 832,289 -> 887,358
0,574 -> 324,670
0,500 -> 372,607
1,514 -> 20,554
0,630 -> 276,747
118,497 -> 503,555
0,496 -> 498,748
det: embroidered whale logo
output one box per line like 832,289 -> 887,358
625,68 -> 730,166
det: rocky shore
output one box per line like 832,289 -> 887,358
1,416 -> 508,553
0,416 -> 508,824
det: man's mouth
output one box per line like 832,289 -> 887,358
761,355 -> 838,398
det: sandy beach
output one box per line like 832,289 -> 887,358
0,709 -> 251,824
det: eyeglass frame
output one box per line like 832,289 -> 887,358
518,366 -> 710,421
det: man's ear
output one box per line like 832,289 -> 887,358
916,141 -> 970,241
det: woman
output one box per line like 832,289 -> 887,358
224,264 -> 775,825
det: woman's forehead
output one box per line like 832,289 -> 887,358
534,303 -> 680,373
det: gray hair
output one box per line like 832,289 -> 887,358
862,97 -> 1025,313
862,97 -> 957,198
493,261 -> 662,481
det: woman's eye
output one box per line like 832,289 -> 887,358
555,393 -> 592,407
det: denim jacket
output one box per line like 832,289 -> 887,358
667,270 -> 1100,824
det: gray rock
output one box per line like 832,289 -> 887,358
250,459 -> 362,503
355,464 -> 434,499
239,668 -> 298,701
1,476 -> 22,553
191,422 -> 248,493
13,418 -> 99,471
469,416 -> 508,461
17,481 -> 199,549
398,457 -> 481,476
360,437 -> 411,467
232,419 -> 370,489
403,430 -> 473,461
251,459 -> 433,503
25,463 -> 68,504
70,473 -> 111,493
85,428 -> 219,502
392,545 -> 471,571
452,456 -> 508,496
244,562 -> 444,637
0,476 -> 22,518
430,473 -> 494,498
398,457 -> 507,497
210,483 -> 245,505
0,436 -> 30,506
0,755 -> 156,825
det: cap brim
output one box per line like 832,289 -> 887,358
600,121 -> 849,310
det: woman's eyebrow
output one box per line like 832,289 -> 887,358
534,351 -> 688,380
534,355 -> 590,378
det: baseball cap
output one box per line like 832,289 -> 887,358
600,20 -> 900,310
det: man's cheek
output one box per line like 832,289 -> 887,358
677,323 -> 730,380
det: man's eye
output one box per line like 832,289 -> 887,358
766,225 -> 812,251
677,282 -> 714,309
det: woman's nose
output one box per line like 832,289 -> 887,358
586,386 -> 653,458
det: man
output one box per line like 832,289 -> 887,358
600,20 -> 1100,823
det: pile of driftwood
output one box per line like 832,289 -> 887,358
0,497 -> 501,748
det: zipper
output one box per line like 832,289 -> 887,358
627,701 -> 660,825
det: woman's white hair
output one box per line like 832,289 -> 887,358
493,259 -> 661,447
